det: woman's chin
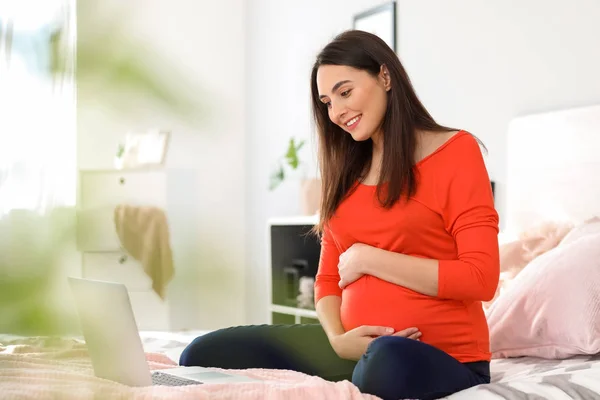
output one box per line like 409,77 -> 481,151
349,130 -> 372,142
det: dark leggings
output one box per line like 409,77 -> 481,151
179,324 -> 490,400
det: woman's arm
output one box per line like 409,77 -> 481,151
342,228 -> 499,302
314,226 -> 400,360
350,246 -> 439,297
315,295 -> 345,340
314,225 -> 345,339
434,136 -> 500,301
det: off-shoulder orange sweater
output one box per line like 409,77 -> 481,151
314,131 -> 500,363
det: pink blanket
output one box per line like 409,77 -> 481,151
0,336 -> 380,400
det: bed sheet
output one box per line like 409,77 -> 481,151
136,331 -> 600,399
2,332 -> 600,399
0,332 -> 377,400
449,354 -> 600,399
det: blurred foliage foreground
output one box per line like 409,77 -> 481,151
0,208 -> 79,336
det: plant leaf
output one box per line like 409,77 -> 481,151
269,165 -> 285,191
285,138 -> 305,169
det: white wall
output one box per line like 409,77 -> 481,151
74,0 -> 600,328
78,0 -> 247,330
398,0 -> 600,224
245,0 -> 600,324
245,0 -> 385,324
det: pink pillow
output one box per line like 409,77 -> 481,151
518,220 -> 574,257
559,217 -> 600,247
486,232 -> 600,359
483,221 -> 573,309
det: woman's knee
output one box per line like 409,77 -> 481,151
352,337 -> 419,399
179,331 -> 219,366
367,336 -> 420,362
356,336 -> 417,376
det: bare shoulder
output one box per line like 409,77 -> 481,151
422,129 -> 460,146
439,129 -> 461,142
439,129 -> 482,150
417,129 -> 463,162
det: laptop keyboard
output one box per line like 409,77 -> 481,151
151,371 -> 201,386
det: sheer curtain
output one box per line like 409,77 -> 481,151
0,0 -> 75,217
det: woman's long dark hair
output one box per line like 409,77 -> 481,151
310,30 -> 455,234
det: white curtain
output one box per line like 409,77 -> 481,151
0,0 -> 75,216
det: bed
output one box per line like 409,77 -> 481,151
2,105 -> 600,399
454,103 -> 600,399
0,331 -> 378,399
2,332 -> 599,399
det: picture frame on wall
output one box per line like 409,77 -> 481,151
353,1 -> 397,52
115,130 -> 171,170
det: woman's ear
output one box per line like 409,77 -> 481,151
379,64 -> 392,92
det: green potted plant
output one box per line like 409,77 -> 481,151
269,137 -> 321,216
269,137 -> 306,191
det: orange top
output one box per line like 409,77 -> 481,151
314,131 -> 499,363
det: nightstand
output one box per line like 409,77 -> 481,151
267,215 -> 321,325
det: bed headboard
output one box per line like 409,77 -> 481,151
505,104 -> 600,235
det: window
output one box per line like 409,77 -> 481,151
0,0 -> 75,216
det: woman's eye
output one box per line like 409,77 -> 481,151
341,90 -> 351,97
325,102 -> 331,108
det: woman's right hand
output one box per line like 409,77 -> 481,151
331,326 -> 421,361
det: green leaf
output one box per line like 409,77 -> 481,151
285,138 -> 305,169
269,165 -> 285,191
116,143 -> 125,157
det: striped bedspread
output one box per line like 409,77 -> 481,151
449,354 -> 600,399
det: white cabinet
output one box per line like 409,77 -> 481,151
77,169 -> 170,330
82,251 -> 153,292
81,171 -> 167,209
78,170 -> 167,252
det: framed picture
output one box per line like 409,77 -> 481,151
353,1 -> 397,52
115,130 -> 171,169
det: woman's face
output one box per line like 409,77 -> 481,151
316,65 -> 391,142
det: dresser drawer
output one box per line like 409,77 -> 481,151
80,170 -> 166,209
82,251 -> 153,291
78,207 -> 122,251
82,252 -> 170,330
78,170 -> 167,251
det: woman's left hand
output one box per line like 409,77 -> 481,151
338,243 -> 376,289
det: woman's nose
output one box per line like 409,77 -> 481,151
331,103 -> 347,124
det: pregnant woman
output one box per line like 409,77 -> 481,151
179,30 -> 499,400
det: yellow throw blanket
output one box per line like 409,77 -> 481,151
114,205 -> 174,299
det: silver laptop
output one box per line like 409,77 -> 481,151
68,277 -> 259,386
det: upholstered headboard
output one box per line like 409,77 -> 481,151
505,104 -> 600,235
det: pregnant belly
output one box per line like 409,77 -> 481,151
340,275 -> 476,354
